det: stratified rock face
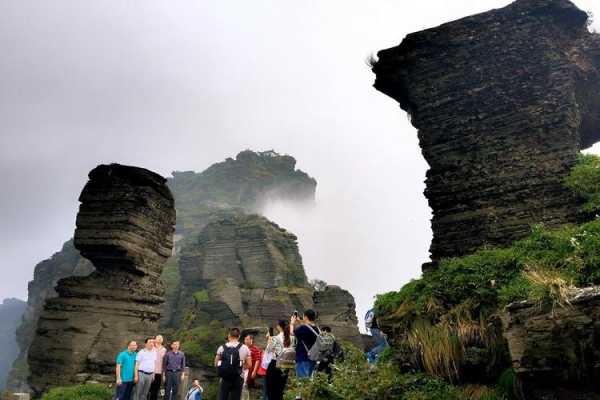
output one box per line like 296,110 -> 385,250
7,241 -> 93,392
175,215 -> 313,328
0,298 -> 26,391
313,286 -> 362,346
502,287 -> 600,399
27,164 -> 175,395
373,0 -> 600,264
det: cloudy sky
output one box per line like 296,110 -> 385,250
2,0 -> 600,324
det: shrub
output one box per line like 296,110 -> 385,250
284,345 -> 464,400
41,384 -> 112,400
564,153 -> 600,213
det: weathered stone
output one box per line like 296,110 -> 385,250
313,285 -> 362,347
373,0 -> 600,265
175,214 -> 313,329
6,241 -> 93,392
27,164 -> 175,396
502,287 -> 600,399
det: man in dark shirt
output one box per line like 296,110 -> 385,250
291,309 -> 320,379
163,341 -> 186,400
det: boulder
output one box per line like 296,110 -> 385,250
503,287 -> 600,399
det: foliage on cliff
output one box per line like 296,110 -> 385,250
374,154 -> 600,383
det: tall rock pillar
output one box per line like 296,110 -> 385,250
28,164 -> 175,395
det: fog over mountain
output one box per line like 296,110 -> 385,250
2,0 -> 600,324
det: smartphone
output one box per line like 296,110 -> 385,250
293,310 -> 299,318
268,327 -> 274,336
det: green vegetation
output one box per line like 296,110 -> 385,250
373,154 -> 600,384
41,384 -> 112,400
564,153 -> 600,213
283,345 -> 514,400
193,289 -> 209,303
179,321 -> 228,368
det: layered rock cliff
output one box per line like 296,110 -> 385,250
175,215 -> 311,329
27,164 -> 175,396
0,298 -> 26,391
6,241 -> 93,392
373,0 -> 600,264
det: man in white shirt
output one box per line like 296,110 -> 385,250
214,328 -> 252,400
135,337 -> 157,400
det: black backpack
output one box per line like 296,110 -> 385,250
217,343 -> 242,380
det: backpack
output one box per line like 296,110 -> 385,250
276,346 -> 296,370
217,343 -> 242,380
365,309 -> 375,330
304,325 -> 335,363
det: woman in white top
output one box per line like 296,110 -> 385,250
265,319 -> 293,400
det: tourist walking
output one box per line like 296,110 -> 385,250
115,340 -> 138,400
149,334 -> 167,400
134,338 -> 157,400
185,379 -> 204,400
163,340 -> 186,400
265,320 -> 294,400
215,328 -> 252,400
291,309 -> 320,379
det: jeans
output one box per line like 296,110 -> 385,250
367,329 -> 388,363
148,373 -> 163,400
295,360 -> 315,379
219,376 -> 243,400
165,371 -> 182,400
134,372 -> 153,400
115,381 -> 135,400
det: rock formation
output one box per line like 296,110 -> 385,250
502,287 -> 600,398
313,285 -> 362,346
0,298 -> 26,391
27,164 -> 175,395
373,0 -> 600,265
7,241 -> 93,392
175,215 -> 311,328
9,150 -> 317,389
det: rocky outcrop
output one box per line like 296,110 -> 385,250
503,287 -> 600,399
373,0 -> 600,265
7,241 -> 93,392
0,298 -> 26,391
313,286 -> 362,346
169,150 -> 316,237
9,150 -> 317,388
174,215 -> 313,328
27,164 -> 175,396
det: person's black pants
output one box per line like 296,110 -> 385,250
148,373 -> 163,400
115,381 -> 135,400
219,376 -> 243,400
265,360 -> 288,400
164,371 -> 182,400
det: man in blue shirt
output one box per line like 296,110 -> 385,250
115,340 -> 138,400
291,309 -> 320,379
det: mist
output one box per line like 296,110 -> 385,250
2,0 -> 600,328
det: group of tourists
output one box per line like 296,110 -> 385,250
114,308 -> 344,400
115,335 -> 202,400
214,309 -> 342,400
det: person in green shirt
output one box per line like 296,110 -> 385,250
116,340 -> 138,400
